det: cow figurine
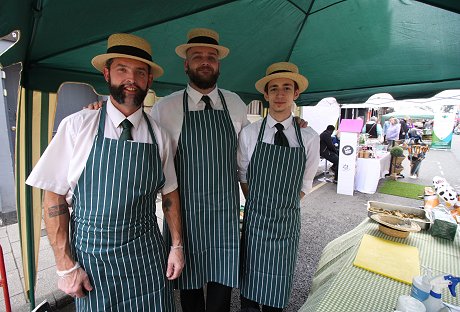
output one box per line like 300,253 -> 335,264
433,176 -> 458,207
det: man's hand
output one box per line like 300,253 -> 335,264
84,101 -> 103,110
58,267 -> 93,298
166,248 -> 185,280
294,116 -> 308,128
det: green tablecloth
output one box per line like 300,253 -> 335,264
299,219 -> 460,311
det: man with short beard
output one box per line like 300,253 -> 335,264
26,33 -> 184,311
151,28 -> 249,312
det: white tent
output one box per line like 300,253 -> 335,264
302,97 -> 341,134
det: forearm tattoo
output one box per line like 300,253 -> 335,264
47,204 -> 68,218
163,198 -> 172,212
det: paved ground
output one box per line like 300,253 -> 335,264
1,135 -> 459,311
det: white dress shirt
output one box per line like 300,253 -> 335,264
26,98 -> 178,205
150,84 -> 250,153
238,114 -> 320,195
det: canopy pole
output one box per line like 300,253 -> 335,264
24,89 -> 35,309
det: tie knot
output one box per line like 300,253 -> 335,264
201,95 -> 212,110
120,119 -> 133,130
275,123 -> 284,132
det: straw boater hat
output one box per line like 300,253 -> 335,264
91,33 -> 164,79
370,213 -> 420,238
255,62 -> 309,94
175,28 -> 229,59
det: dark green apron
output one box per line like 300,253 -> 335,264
164,90 -> 240,289
240,117 -> 306,308
71,105 -> 175,311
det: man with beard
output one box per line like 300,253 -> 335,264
26,33 -> 184,311
150,28 -> 249,312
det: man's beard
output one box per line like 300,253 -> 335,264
186,65 -> 220,90
108,78 -> 148,107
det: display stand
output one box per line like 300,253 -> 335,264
336,119 -> 363,195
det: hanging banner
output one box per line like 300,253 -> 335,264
431,112 -> 456,149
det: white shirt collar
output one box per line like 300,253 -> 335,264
186,84 -> 219,106
107,98 -> 143,130
267,113 -> 294,130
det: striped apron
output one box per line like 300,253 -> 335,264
71,105 -> 175,311
164,90 -> 240,289
240,117 -> 306,308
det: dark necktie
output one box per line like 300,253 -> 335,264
119,119 -> 133,141
202,95 -> 212,110
274,123 -> 289,147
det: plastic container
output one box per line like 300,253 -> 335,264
396,295 -> 426,311
423,290 -> 445,312
412,275 -> 431,302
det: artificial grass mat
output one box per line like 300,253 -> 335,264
378,180 -> 427,200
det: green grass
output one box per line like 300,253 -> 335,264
378,180 -> 427,199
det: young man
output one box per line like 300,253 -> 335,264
237,62 -> 320,312
150,28 -> 249,312
26,33 -> 184,311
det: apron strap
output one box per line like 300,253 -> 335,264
182,90 -> 189,113
97,102 -> 108,138
217,89 -> 229,112
256,117 -> 268,143
293,117 -> 305,149
143,111 -> 158,146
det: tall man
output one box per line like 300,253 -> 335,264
238,62 -> 320,311
150,28 -> 249,312
26,33 -> 184,311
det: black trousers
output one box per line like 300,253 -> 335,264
321,151 -> 339,180
240,295 -> 283,312
180,282 -> 232,312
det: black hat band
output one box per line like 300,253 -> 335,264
187,36 -> 219,45
269,70 -> 293,75
107,45 -> 152,62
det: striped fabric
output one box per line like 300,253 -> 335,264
164,90 -> 240,289
240,117 -> 306,308
16,88 -> 57,303
71,105 -> 174,311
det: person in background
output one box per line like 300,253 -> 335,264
238,62 -> 320,312
386,117 -> 401,147
320,125 -> 339,182
406,117 -> 414,129
362,116 -> 383,139
332,129 -> 341,147
399,117 -> 408,140
407,128 -> 428,179
26,33 -> 184,311
383,119 -> 390,142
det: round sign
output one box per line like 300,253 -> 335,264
342,145 -> 354,156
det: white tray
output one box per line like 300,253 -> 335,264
367,200 -> 431,230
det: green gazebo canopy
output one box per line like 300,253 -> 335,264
1,0 -> 460,105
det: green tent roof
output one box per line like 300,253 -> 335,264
1,0 -> 460,105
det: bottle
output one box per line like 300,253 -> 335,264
423,275 -> 460,312
411,275 -> 431,302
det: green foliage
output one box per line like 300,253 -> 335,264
390,146 -> 404,157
